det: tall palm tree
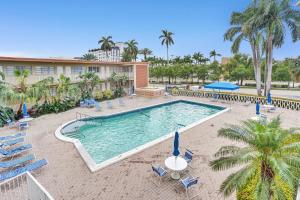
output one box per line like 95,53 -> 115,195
224,3 -> 264,96
209,50 -> 221,62
138,48 -> 152,60
210,117 -> 300,199
297,1 -> 300,6
98,36 -> 115,60
159,29 -> 174,64
253,0 -> 300,96
125,40 -> 139,61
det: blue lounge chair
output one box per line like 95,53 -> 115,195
180,176 -> 200,199
95,102 -> 101,111
107,101 -> 113,109
151,165 -> 167,186
0,133 -> 26,140
119,98 -> 125,106
0,159 -> 48,181
183,149 -> 194,168
0,138 -> 24,148
0,144 -> 32,157
0,154 -> 35,168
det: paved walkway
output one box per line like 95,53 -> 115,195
0,96 -> 299,200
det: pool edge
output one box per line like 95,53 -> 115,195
55,99 -> 229,172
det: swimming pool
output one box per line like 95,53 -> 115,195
56,100 -> 227,171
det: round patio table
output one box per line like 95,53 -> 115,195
165,156 -> 187,180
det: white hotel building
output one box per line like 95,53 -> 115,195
88,42 -> 127,62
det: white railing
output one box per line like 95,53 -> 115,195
0,172 -> 54,200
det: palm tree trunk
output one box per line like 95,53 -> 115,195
167,45 -> 169,65
251,43 -> 262,96
265,32 -> 273,96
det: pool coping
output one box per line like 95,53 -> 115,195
55,99 -> 230,172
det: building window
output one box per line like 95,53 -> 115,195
88,66 -> 99,73
35,66 -> 55,75
4,66 -> 32,76
71,66 -> 84,74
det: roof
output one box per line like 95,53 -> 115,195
204,82 -> 240,91
0,56 -> 148,66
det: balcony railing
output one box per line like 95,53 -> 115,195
0,172 -> 54,200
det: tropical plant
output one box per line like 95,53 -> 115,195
224,3 -> 264,96
0,71 -> 5,81
210,117 -> 300,199
108,72 -> 128,97
193,52 -> 209,64
98,36 -> 115,59
252,0 -> 300,95
125,40 -> 139,61
121,49 -> 134,62
78,72 -> 101,99
139,48 -> 152,60
82,53 -> 96,61
57,74 -> 71,101
195,65 -> 209,84
29,77 -> 54,103
209,50 -> 221,62
159,29 -> 174,64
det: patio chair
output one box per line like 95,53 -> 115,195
129,93 -> 136,99
6,119 -> 15,128
19,122 -> 29,131
0,138 -> 24,148
95,102 -> 101,111
180,176 -> 200,199
151,165 -> 168,186
0,133 -> 26,141
183,149 -> 194,168
0,154 -> 35,168
107,101 -> 113,109
0,144 -> 32,157
0,159 -> 48,181
119,98 -> 125,106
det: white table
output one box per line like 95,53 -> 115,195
262,104 -> 275,112
19,117 -> 33,123
165,156 -> 187,179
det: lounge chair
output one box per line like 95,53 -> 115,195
0,154 -> 35,168
0,133 -> 26,141
119,98 -> 125,106
151,165 -> 168,186
95,102 -> 101,111
0,144 -> 32,157
180,176 -> 200,199
107,101 -> 113,109
183,149 -> 194,168
19,122 -> 29,130
129,93 -> 136,99
0,159 -> 48,181
0,138 -> 24,148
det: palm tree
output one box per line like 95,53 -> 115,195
253,0 -> 300,96
297,1 -> 300,6
82,53 -> 96,61
209,50 -> 221,62
193,52 -> 209,65
125,40 -> 139,61
0,71 -> 5,81
78,72 -> 101,98
98,36 -> 115,60
224,3 -> 264,96
210,117 -> 300,199
139,48 -> 152,60
159,29 -> 174,64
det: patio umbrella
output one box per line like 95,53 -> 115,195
173,131 -> 180,157
22,102 -> 28,117
267,93 -> 272,104
256,102 -> 260,115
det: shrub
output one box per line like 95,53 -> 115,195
113,87 -> 125,98
171,88 -> 179,95
93,90 -> 103,100
103,90 -> 113,100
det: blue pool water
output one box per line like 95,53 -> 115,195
61,100 -> 224,164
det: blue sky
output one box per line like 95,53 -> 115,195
0,0 -> 300,61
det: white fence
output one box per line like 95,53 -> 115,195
0,172 -> 54,200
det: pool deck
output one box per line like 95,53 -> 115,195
0,96 -> 299,200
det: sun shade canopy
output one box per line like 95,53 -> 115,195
204,82 -> 240,91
